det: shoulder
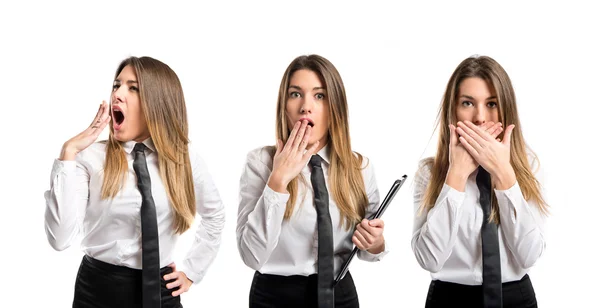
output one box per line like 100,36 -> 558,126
526,150 -> 541,173
187,143 -> 201,163
81,140 -> 108,156
187,142 -> 214,172
187,142 -> 201,160
352,151 -> 377,184
76,141 -> 108,165
246,145 -> 276,168
350,150 -> 369,167
415,157 -> 434,183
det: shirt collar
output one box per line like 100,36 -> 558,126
315,143 -> 331,165
122,138 -> 156,154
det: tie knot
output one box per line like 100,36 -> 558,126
309,155 -> 322,168
134,143 -> 146,153
476,166 -> 490,181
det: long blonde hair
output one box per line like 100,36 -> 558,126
420,55 -> 548,223
101,56 -> 196,234
274,54 -> 369,230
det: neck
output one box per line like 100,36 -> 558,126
312,135 -> 329,152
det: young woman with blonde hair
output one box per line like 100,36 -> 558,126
412,55 -> 548,308
44,56 -> 225,308
237,54 -> 386,308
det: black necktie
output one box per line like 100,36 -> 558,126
133,143 -> 161,308
476,166 -> 502,308
309,155 -> 334,308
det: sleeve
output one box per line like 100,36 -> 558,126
236,148 -> 290,270
44,158 -> 90,251
411,162 -> 467,273
180,151 -> 226,284
495,159 -> 547,269
357,157 -> 387,262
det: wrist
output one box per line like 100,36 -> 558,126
60,144 -> 78,161
267,172 -> 289,193
492,166 -> 516,190
445,166 -> 470,192
367,236 -> 385,254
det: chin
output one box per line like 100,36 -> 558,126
112,131 -> 130,142
307,139 -> 322,148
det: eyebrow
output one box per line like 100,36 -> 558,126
288,85 -> 326,91
114,79 -> 138,84
459,95 -> 496,100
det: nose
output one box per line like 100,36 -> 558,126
300,97 -> 314,114
473,106 -> 487,126
112,86 -> 125,104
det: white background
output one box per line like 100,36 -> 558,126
1,0 -> 598,307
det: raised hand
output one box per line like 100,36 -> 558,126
267,120 -> 320,193
60,101 -> 111,161
446,122 -> 503,191
456,121 -> 516,189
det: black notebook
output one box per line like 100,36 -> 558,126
334,175 -> 408,285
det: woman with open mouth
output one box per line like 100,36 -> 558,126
44,56 -> 225,308
237,54 -> 387,308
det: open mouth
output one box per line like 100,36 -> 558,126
300,118 -> 314,127
112,108 -> 125,126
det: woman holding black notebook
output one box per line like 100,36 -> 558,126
236,54 -> 387,308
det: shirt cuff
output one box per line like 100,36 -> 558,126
494,181 -> 523,223
261,185 -> 290,225
440,183 -> 466,210
493,180 -> 520,195
179,264 -> 202,285
52,159 -> 76,174
262,185 -> 290,207
360,245 -> 389,262
367,248 -> 389,261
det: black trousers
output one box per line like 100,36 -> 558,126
425,274 -> 537,308
250,271 -> 359,308
73,255 -> 182,308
